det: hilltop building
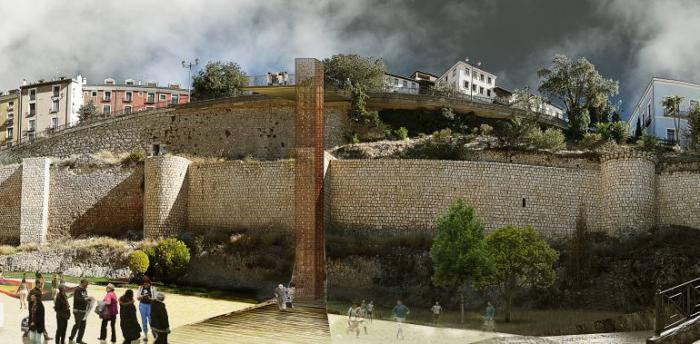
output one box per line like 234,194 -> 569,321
383,73 -> 419,94
410,71 -> 438,92
628,77 -> 700,144
18,75 -> 84,143
435,60 -> 497,100
0,91 -> 18,147
83,78 -> 189,116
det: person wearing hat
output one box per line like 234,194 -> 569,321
150,293 -> 170,344
99,283 -> 119,343
54,284 -> 71,344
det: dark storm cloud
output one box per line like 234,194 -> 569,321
0,0 -> 697,116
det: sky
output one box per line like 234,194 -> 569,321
1,0 -> 699,117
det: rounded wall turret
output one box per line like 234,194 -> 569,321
600,150 -> 656,237
143,156 -> 191,239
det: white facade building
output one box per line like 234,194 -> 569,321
383,73 -> 419,94
435,61 -> 497,100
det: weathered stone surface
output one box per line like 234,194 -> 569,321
144,156 -> 190,239
0,164 -> 22,244
20,158 -> 50,244
0,248 -> 130,279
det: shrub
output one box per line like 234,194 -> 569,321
0,245 -> 17,255
433,128 -> 453,140
351,133 -> 360,144
479,124 -> 494,136
127,250 -> 150,278
595,121 -> 629,144
577,132 -> 603,150
151,238 -> 191,283
121,147 -> 147,166
636,133 -> 658,152
495,117 -> 536,147
526,127 -> 566,151
395,127 -> 409,140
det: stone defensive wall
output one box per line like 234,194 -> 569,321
1,150 -> 699,245
0,96 -> 351,161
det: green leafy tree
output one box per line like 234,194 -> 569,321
662,95 -> 684,145
595,121 -> 629,144
127,250 -> 150,280
322,54 -> 385,90
78,100 -> 98,123
686,103 -> 700,150
538,55 -> 619,139
525,127 -> 566,151
634,117 -> 643,140
191,61 -> 248,100
431,199 -> 491,323
152,238 -> 191,283
477,226 -> 559,322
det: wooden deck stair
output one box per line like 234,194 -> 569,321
169,302 -> 331,344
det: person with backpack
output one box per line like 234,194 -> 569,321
69,279 -> 91,344
98,283 -> 119,343
138,277 -> 157,342
119,289 -> 142,344
54,284 -> 71,344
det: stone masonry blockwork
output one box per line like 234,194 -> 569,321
144,156 -> 190,239
19,158 -> 50,244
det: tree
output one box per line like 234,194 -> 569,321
662,95 -> 684,146
538,55 -> 619,139
512,87 -> 545,118
686,103 -> 700,150
431,199 -> 491,324
634,117 -> 643,140
323,54 -> 385,90
477,226 -> 558,322
191,61 -> 248,100
78,100 -> 98,123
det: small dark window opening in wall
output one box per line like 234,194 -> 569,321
522,198 -> 526,207
153,144 -> 161,156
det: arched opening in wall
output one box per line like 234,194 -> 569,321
522,198 -> 526,207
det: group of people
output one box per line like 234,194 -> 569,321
346,300 -> 375,337
16,273 -> 171,344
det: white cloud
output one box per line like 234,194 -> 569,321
0,0 -> 422,90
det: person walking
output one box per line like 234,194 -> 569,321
391,300 -> 410,340
119,289 -> 142,344
16,277 -> 28,310
150,293 -> 170,344
286,282 -> 295,309
430,301 -> 443,326
51,274 -> 59,300
28,293 -> 46,344
274,284 -> 287,311
99,283 -> 119,343
54,284 -> 71,344
69,279 -> 91,344
484,301 -> 496,332
137,277 -> 157,342
366,301 -> 374,323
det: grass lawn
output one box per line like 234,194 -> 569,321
327,300 -> 622,336
2,271 -> 258,304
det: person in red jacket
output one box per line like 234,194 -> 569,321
98,283 -> 119,343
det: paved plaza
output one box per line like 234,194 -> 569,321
0,283 -> 254,344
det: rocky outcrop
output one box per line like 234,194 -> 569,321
0,246 -> 131,279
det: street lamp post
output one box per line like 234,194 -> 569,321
182,58 -> 199,103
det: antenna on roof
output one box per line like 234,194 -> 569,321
477,61 -> 482,67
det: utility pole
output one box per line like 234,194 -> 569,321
182,58 -> 199,103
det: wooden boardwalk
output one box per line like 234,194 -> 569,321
169,302 -> 331,344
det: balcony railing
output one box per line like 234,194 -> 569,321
654,277 -> 700,336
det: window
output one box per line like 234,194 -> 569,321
91,91 -> 97,97
452,68 -> 456,76
666,128 -> 676,142
488,77 -> 492,84
146,93 -> 155,103
480,74 -> 484,81
648,103 -> 652,117
125,91 -> 133,102
171,94 -> 179,104
29,103 -> 36,116
487,89 -> 491,97
479,86 -> 484,94
51,99 -> 59,113
463,81 -> 469,88
159,94 -> 167,101
103,91 -> 112,101
125,79 -> 135,86
52,85 -> 60,97
29,89 -> 36,101
394,78 -> 399,86
6,127 -> 12,139
104,78 -> 115,85
7,101 -> 13,110
28,119 -> 36,131
102,105 -> 111,115
50,117 -> 58,129
124,105 -> 132,114
472,84 -> 477,92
